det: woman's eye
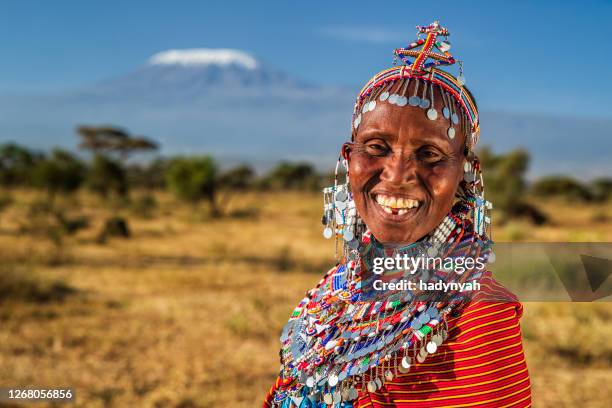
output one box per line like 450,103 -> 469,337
365,143 -> 389,156
418,149 -> 444,163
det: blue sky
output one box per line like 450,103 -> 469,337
0,0 -> 611,118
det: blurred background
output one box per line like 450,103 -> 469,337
0,1 -> 610,407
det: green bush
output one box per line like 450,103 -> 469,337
126,158 -> 168,190
531,175 -> 594,202
31,148 -> 85,197
166,156 -> 218,215
590,177 -> 612,202
218,164 -> 255,190
87,154 -> 127,197
0,142 -> 41,187
479,147 -> 528,213
261,162 -> 321,190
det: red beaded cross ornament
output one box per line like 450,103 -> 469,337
393,21 -> 456,74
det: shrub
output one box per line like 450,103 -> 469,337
96,216 -> 130,243
262,162 -> 321,190
87,154 -> 127,197
0,265 -> 75,303
166,156 -> 219,215
590,177 -> 612,202
218,164 -> 255,190
0,142 -> 41,187
531,175 -> 593,202
479,147 -> 530,214
31,148 -> 85,198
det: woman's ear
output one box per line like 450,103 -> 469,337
341,142 -> 353,161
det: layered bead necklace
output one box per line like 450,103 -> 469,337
272,203 -> 493,407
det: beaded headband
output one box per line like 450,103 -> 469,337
352,21 -> 480,149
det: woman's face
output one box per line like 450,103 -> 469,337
348,87 -> 467,244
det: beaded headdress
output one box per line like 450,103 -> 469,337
352,20 -> 480,149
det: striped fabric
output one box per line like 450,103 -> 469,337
264,276 -> 531,407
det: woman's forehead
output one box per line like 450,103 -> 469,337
355,102 -> 466,148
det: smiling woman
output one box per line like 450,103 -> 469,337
264,21 -> 531,408
347,83 -> 467,244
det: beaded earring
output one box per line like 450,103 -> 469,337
459,151 -> 493,238
321,148 -> 364,262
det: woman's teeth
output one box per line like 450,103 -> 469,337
374,194 -> 420,215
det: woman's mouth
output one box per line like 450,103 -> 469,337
373,193 -> 421,217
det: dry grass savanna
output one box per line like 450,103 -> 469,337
0,190 -> 611,407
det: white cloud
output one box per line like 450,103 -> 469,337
317,26 -> 403,44
148,48 -> 258,69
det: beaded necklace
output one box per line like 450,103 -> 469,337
272,202 -> 493,407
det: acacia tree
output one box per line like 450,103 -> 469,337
76,125 -> 158,197
77,126 -> 158,160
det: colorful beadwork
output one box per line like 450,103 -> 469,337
352,20 -> 480,150
269,20 -> 495,408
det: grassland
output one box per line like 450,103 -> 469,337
0,191 -> 611,407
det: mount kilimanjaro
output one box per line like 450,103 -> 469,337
0,48 -> 609,177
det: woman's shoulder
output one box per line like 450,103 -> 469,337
468,271 -> 524,316
447,274 -> 527,354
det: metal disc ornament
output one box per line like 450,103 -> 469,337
367,381 -> 376,392
427,108 -> 438,121
368,100 -> 377,111
451,113 -> 459,125
419,98 -> 431,109
408,96 -> 420,106
323,227 -> 333,239
306,376 -> 315,388
380,91 -> 390,101
443,107 -> 450,119
389,94 -> 399,104
396,96 -> 408,107
401,356 -> 411,369
447,127 -> 456,139
416,352 -> 427,363
328,373 -> 339,387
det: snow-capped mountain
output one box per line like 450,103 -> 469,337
0,48 -> 609,177
82,49 -> 320,102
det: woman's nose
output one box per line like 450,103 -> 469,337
380,151 -> 418,184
